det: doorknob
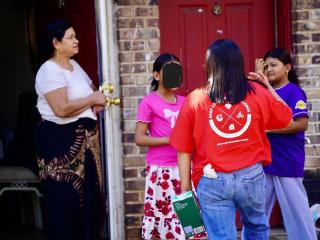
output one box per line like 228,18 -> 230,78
100,83 -> 120,106
106,97 -> 121,106
100,83 -> 114,94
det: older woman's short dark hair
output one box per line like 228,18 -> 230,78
39,19 -> 72,60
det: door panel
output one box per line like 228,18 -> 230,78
160,0 -> 274,95
179,6 -> 208,93
223,0 -> 274,73
225,3 -> 254,72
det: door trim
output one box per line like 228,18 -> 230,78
276,0 -> 292,51
95,1 -> 124,239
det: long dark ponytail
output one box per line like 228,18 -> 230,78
263,48 -> 300,86
151,53 -> 180,91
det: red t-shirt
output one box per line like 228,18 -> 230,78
170,82 -> 292,188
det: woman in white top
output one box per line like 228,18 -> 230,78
35,19 -> 106,240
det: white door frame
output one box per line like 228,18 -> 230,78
95,1 -> 124,239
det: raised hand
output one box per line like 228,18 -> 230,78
91,91 -> 107,105
247,71 -> 271,88
255,58 -> 266,73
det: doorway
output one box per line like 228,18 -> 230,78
159,0 -> 291,228
0,0 -> 110,239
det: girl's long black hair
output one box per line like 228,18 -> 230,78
263,48 -> 300,86
151,53 -> 180,91
206,39 -> 254,104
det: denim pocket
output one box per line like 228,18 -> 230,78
240,170 -> 266,205
197,176 -> 226,203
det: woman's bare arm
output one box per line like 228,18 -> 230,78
44,87 -> 106,118
268,117 -> 308,134
178,152 -> 192,193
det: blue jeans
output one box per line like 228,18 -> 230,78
197,163 -> 269,240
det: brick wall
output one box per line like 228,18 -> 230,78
115,0 -> 159,239
116,0 -> 320,238
292,0 -> 320,205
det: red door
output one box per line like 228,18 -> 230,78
34,0 -> 99,85
159,0 -> 283,228
159,0 -> 274,95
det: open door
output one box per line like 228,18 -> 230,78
32,0 -> 124,239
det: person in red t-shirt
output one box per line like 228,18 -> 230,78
170,39 -> 292,240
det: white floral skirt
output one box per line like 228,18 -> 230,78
141,164 -> 186,240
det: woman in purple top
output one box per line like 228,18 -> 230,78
256,48 -> 317,240
135,53 -> 186,239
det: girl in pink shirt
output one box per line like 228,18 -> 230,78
135,53 -> 186,239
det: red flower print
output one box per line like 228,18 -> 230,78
147,187 -> 153,196
151,229 -> 161,239
162,173 -> 170,180
144,202 -> 151,211
172,179 -> 180,188
165,232 -> 175,239
162,206 -> 170,215
146,165 -> 150,173
174,187 -> 181,195
161,181 -> 169,190
156,200 -> 163,209
175,226 -> 181,235
145,210 -> 154,217
165,218 -> 172,231
150,171 -> 157,183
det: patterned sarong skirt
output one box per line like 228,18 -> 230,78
35,118 -> 103,240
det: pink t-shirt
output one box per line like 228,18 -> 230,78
137,92 -> 185,166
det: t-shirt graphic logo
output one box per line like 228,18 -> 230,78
295,100 -> 307,110
163,109 -> 180,128
216,114 -> 223,122
224,103 -> 232,109
237,111 -> 244,118
208,101 -> 251,139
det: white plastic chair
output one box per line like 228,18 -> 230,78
0,166 -> 43,229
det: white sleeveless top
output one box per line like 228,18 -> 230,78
35,59 -> 96,124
